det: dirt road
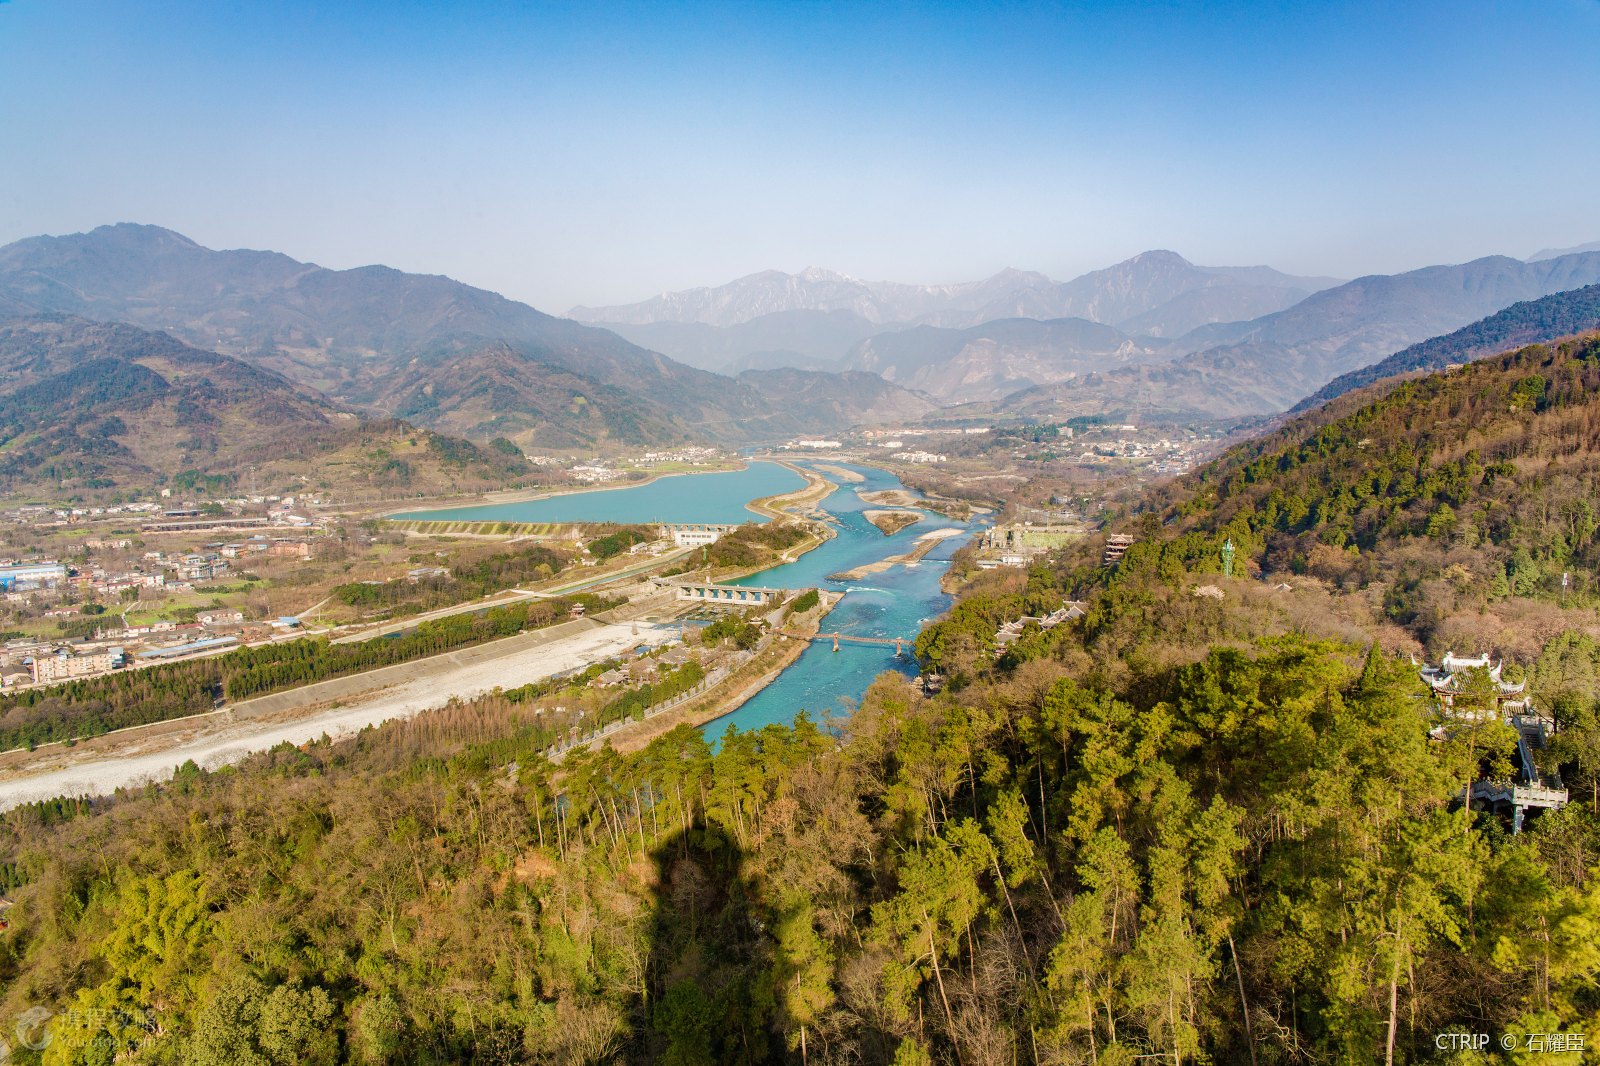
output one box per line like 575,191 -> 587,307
0,620 -> 680,810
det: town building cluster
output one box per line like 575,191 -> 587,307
0,502 -> 162,528
0,532 -> 315,689
1076,436 -> 1196,468
659,523 -> 732,549
4,605 -> 302,689
571,463 -> 627,483
638,446 -> 721,464
782,428 -> 989,457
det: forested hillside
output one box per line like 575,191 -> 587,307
2,342 -> 1600,1064
1109,332 -> 1600,653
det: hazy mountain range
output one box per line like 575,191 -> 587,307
592,310 -> 891,376
6,224 -> 1600,461
1527,240 -> 1600,261
573,253 -> 1341,333
576,253 -> 1344,395
579,251 -> 1348,402
976,252 -> 1600,422
576,247 -> 1600,416
843,318 -> 1162,402
0,225 -> 932,448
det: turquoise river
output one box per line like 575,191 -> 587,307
402,460 -> 979,736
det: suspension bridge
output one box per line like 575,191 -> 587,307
777,630 -> 915,655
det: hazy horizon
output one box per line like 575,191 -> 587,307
4,1 -> 1599,313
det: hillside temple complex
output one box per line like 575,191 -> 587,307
1419,652 -> 1569,832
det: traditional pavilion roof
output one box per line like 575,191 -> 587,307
1418,651 -> 1526,696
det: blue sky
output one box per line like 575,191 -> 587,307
3,0 -> 1598,311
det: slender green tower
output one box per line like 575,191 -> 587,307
1221,537 -> 1235,578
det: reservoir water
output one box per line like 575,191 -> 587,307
402,459 -> 977,737
391,461 -> 805,525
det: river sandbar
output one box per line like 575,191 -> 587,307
864,509 -> 922,535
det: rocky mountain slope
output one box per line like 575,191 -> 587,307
0,315 -> 534,497
1292,283 -> 1600,413
736,367 -> 939,426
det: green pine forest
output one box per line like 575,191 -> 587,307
2,338 -> 1600,1063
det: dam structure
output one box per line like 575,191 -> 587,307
672,580 -> 791,607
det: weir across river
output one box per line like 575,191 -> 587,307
673,580 -> 788,606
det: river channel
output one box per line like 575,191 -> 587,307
0,461 -> 975,808
716,462 -> 972,735
409,459 -> 978,736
